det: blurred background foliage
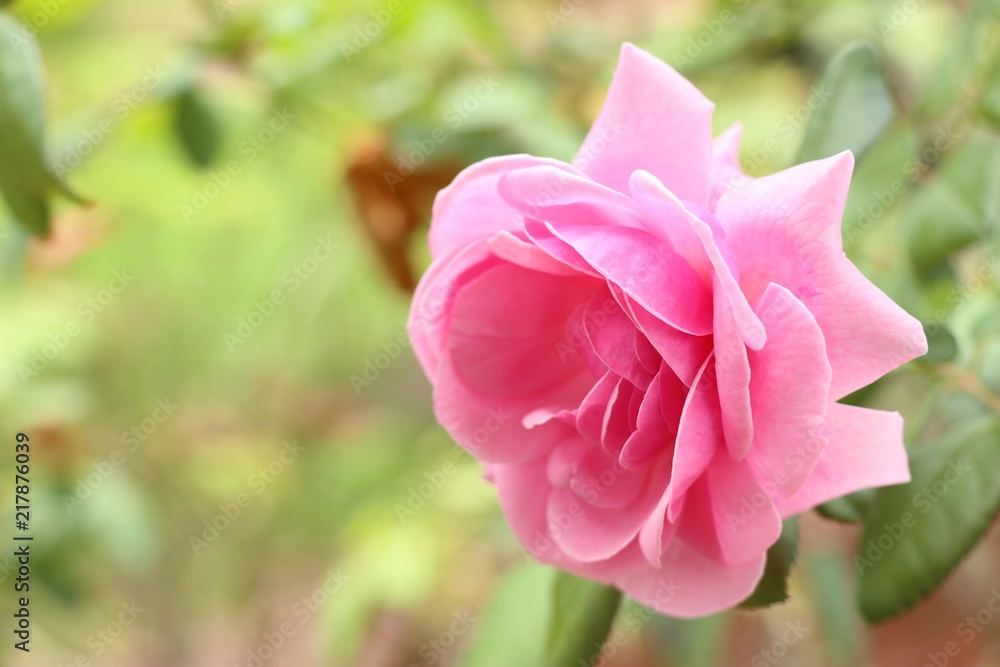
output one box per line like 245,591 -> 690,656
0,0 -> 999,665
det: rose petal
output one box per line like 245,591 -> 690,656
773,403 -> 911,517
746,283 -> 832,495
575,43 -> 714,205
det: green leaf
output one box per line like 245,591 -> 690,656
922,323 -> 958,363
796,44 -> 894,164
547,572 -> 622,667
857,418 -> 1000,623
173,86 -> 221,168
0,11 -> 52,235
805,554 -> 862,667
816,489 -> 875,524
740,517 -> 798,608
462,564 -> 554,667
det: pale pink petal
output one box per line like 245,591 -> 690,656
548,456 -> 670,562
630,170 -> 765,350
612,541 -> 767,618
575,43 -> 714,205
408,239 -> 494,381
717,151 -> 927,398
620,365 -> 677,470
487,231 -> 582,277
584,293 -> 655,390
773,404 -> 911,517
429,155 -> 576,259
712,273 -> 753,460
569,446 -> 648,508
709,123 -> 751,209
447,262 -> 597,398
677,451 -> 782,565
667,355 -> 723,520
746,283 -> 832,495
576,371 -> 618,445
534,222 -> 713,335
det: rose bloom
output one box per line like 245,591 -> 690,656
407,44 -> 927,617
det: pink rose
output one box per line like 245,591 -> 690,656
408,44 -> 927,617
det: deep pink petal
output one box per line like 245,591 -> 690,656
620,365 -> 677,470
584,292 -> 655,390
575,43 -> 714,205
773,404 -> 911,517
746,283 -> 832,495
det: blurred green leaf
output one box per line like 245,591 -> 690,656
796,43 -> 894,164
906,138 -> 1000,269
173,86 -> 221,168
923,323 -> 958,363
740,517 -> 798,608
547,572 -> 621,667
0,11 -> 52,235
857,418 -> 1000,623
807,553 -> 863,667
816,489 -> 875,524
462,565 -> 554,667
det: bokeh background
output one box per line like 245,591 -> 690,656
1,0 -> 1000,665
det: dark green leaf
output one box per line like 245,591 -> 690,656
816,489 -> 875,524
547,572 -> 621,667
857,418 -> 1000,623
174,86 -> 221,168
0,11 -> 51,235
740,517 -> 798,608
796,44 -> 894,164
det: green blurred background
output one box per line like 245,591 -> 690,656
1,0 -> 999,665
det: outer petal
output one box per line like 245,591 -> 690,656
709,123 -> 751,209
408,239 -> 494,380
717,151 -> 927,399
575,43 -> 714,205
746,283 -> 832,496
611,541 -> 767,618
773,404 -> 911,517
429,155 -> 577,259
